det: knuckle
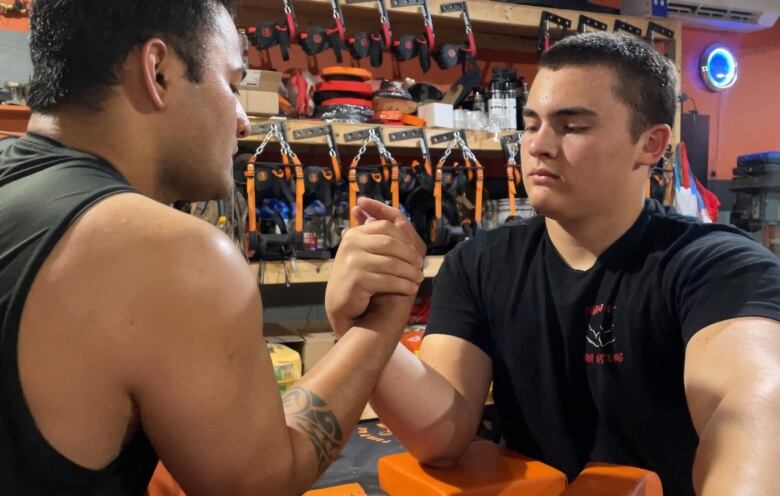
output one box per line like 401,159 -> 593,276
376,220 -> 394,231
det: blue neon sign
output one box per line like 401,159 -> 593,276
700,45 -> 738,92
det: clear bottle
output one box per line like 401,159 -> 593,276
473,90 -> 486,113
504,81 -> 517,130
488,78 -> 505,131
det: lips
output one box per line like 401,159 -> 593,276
529,167 -> 560,179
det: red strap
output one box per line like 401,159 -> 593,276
286,11 -> 297,40
382,22 -> 393,49
291,72 -> 309,116
425,24 -> 435,50
319,97 -> 374,109
466,32 -> 477,56
316,80 -> 374,96
335,18 -> 346,40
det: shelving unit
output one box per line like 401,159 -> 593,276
236,0 -> 680,59
236,0 -> 683,145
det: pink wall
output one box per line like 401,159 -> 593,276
681,23 -> 780,178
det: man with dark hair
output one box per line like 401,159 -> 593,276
328,32 -> 780,494
0,1 -> 424,494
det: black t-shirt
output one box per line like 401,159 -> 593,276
426,199 -> 780,495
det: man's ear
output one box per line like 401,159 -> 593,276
634,124 -> 672,169
139,38 -> 171,111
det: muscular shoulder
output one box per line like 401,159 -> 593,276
49,192 -> 251,287
30,192 -> 260,378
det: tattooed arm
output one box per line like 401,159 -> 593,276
97,204 -> 419,495
275,296 -> 412,491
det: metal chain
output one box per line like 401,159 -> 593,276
439,139 -> 456,165
454,135 -> 478,164
353,137 -> 371,165
373,133 -> 396,163
253,128 -> 277,158
278,129 -> 297,159
253,124 -> 299,160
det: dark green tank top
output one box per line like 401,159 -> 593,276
0,134 -> 158,494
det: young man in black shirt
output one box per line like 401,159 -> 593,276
327,33 -> 780,494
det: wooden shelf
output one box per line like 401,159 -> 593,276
251,255 -> 444,286
241,117 -> 517,153
237,0 -> 681,57
0,104 -> 31,134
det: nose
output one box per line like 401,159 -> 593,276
525,123 -> 559,161
236,100 -> 250,139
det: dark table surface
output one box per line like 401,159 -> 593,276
312,421 -> 406,495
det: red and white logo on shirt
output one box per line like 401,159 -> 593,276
584,304 -> 624,365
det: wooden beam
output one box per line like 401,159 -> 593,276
250,255 -> 444,285
241,118 -> 516,152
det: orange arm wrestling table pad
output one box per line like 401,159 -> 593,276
378,440 -> 567,495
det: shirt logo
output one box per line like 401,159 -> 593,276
587,323 -> 615,348
583,304 -> 624,365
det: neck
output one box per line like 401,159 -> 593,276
27,109 -> 171,203
545,195 -> 646,271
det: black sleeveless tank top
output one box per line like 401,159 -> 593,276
0,134 -> 158,495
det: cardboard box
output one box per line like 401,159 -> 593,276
417,102 -> 454,129
243,90 -> 279,115
275,321 -> 337,373
239,69 -> 282,116
240,69 -> 282,91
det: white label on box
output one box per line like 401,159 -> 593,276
241,70 -> 261,87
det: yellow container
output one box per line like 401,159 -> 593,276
267,343 -> 302,393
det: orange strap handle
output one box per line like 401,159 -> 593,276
380,155 -> 390,182
434,159 -> 445,220
292,155 -> 304,232
507,162 -> 517,217
282,152 -> 292,180
348,159 -> 360,227
471,159 -> 484,223
246,160 -> 257,233
390,159 -> 400,209
330,155 -> 342,182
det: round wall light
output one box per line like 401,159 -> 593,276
700,45 -> 738,92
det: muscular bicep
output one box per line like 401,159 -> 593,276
419,334 -> 493,425
684,317 -> 780,434
118,228 -> 291,494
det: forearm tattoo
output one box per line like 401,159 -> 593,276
283,387 -> 344,475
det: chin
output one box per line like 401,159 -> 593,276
528,192 -> 568,221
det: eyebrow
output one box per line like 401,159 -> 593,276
522,107 -> 599,119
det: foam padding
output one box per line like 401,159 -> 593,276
378,440 -> 567,496
562,463 -> 663,496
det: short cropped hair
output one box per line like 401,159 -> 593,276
28,0 -> 236,113
539,31 -> 679,140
